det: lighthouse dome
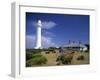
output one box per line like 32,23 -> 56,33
37,20 -> 42,26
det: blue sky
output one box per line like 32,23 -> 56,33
26,12 -> 89,49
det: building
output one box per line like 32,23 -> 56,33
63,41 -> 87,51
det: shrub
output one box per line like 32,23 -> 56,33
26,52 -> 33,60
56,56 -> 61,61
26,49 -> 42,60
77,55 -> 84,60
56,56 -> 73,64
45,51 -> 50,54
26,54 -> 47,67
61,56 -> 72,64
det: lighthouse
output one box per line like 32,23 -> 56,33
35,20 -> 42,49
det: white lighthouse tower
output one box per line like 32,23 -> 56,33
35,20 -> 42,49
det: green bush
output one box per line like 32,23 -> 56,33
56,56 -> 73,64
26,52 -> 33,60
26,54 -> 47,67
26,49 -> 42,60
62,57 -> 72,64
45,51 -> 50,54
77,55 -> 84,60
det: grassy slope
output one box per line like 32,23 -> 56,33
26,49 -> 89,66
41,52 -> 59,66
71,51 -> 89,65
41,51 -> 89,66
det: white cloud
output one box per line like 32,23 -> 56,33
41,36 -> 55,48
33,21 -> 57,29
26,35 -> 56,48
42,30 -> 56,37
42,21 -> 56,29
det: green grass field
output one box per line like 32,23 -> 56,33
26,49 -> 89,67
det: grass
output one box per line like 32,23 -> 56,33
26,49 -> 89,67
71,51 -> 89,65
41,52 -> 59,66
42,51 -> 89,66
